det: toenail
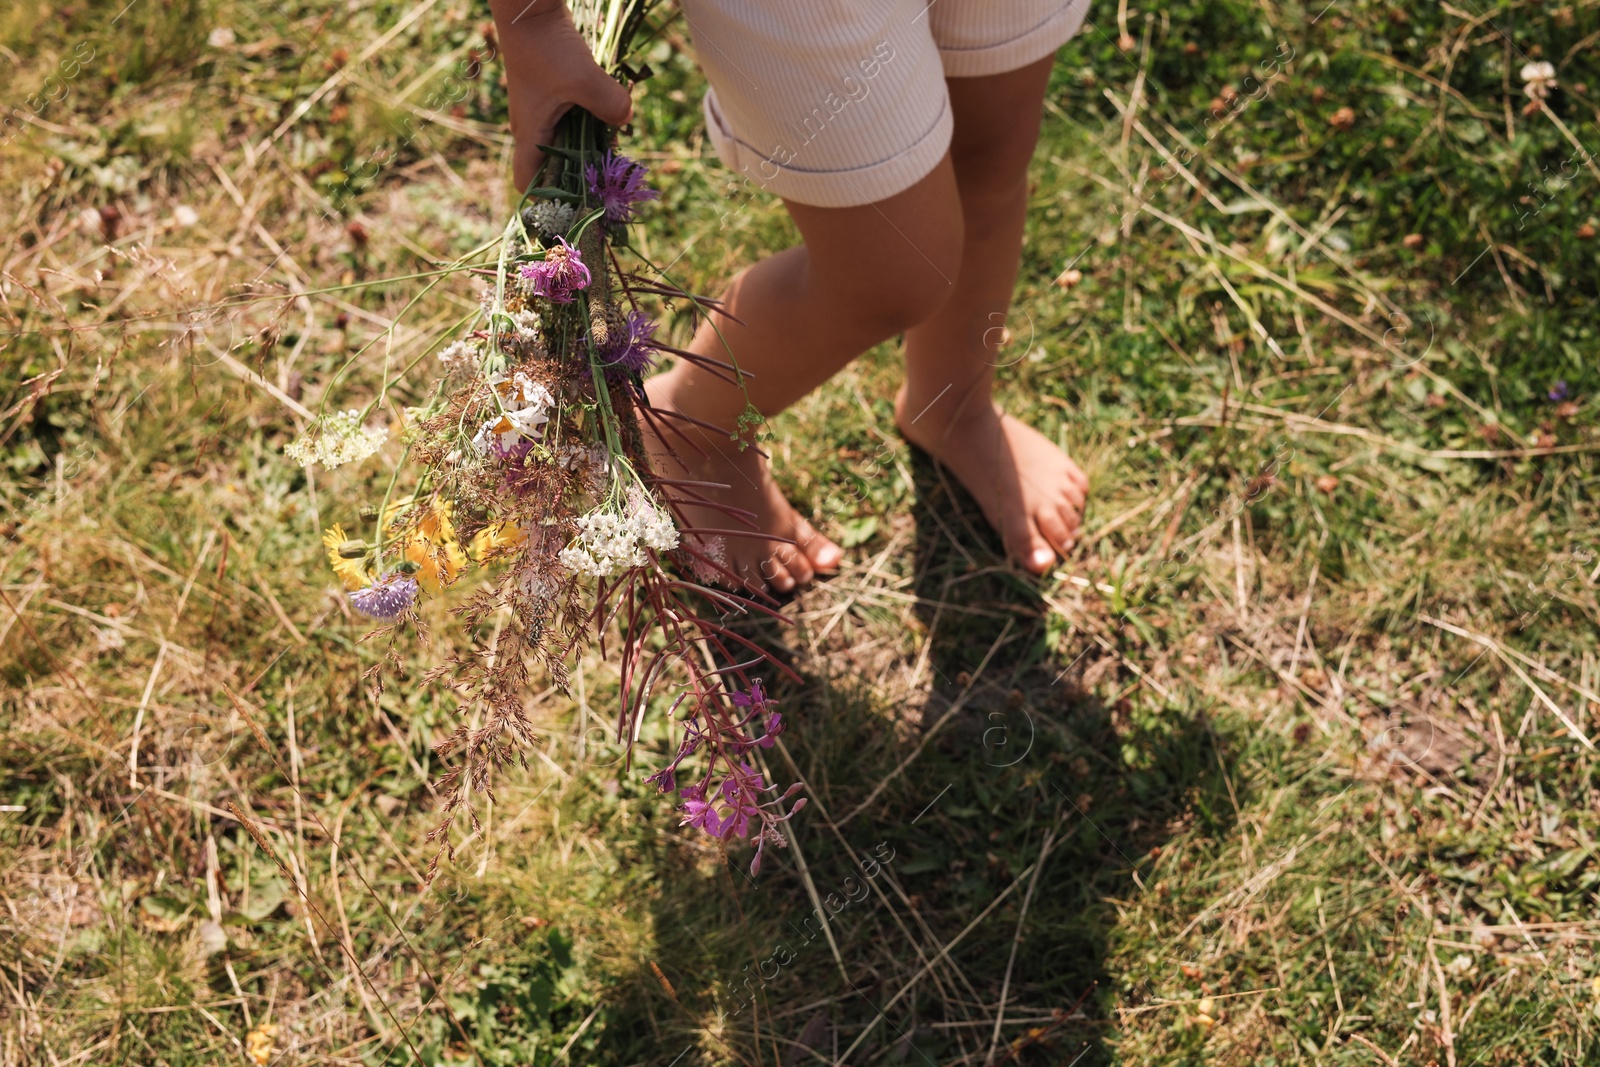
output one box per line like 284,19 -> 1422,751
1031,549 -> 1054,569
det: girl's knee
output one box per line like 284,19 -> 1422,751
858,227 -> 963,333
819,210 -> 963,336
793,161 -> 965,336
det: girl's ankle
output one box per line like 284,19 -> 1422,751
895,381 -> 993,428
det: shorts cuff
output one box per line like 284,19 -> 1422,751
702,90 -> 953,209
938,0 -> 1091,78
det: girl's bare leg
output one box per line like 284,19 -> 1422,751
647,161 -> 965,593
896,56 -> 1090,575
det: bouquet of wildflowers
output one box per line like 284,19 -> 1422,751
288,1 -> 805,876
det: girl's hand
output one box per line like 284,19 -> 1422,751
491,0 -> 633,191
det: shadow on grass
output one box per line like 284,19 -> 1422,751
594,447 -> 1245,1066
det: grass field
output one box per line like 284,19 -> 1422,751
4,0 -> 1600,1063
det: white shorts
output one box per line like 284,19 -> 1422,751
678,0 -> 1092,208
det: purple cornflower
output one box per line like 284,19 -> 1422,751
585,151 -> 659,225
350,571 -> 418,620
592,310 -> 661,380
1548,381 -> 1570,402
518,238 -> 590,304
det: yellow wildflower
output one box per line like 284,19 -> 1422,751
470,520 -> 525,563
245,1023 -> 278,1066
322,525 -> 370,591
386,498 -> 468,591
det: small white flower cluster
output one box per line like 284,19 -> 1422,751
508,308 -> 541,339
530,200 -> 576,238
439,339 -> 480,367
500,308 -> 544,355
558,488 -> 680,578
471,370 -> 554,456
1522,61 -> 1558,101
285,409 -> 387,469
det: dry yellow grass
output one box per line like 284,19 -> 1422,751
5,0 -> 1600,1064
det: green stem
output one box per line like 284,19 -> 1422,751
323,236 -> 505,419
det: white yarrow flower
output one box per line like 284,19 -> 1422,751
285,409 -> 387,469
558,487 -> 679,578
439,340 -> 480,367
509,308 -> 541,338
633,503 -> 680,552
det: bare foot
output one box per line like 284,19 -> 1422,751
643,380 -> 842,595
895,386 -> 1088,575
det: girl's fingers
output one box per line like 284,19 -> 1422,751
576,70 -> 634,128
512,103 -> 562,192
511,85 -> 631,191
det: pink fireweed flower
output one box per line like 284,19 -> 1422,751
677,766 -> 807,875
751,818 -> 800,877
730,679 -> 768,711
729,681 -> 782,751
350,571 -> 418,620
645,763 -> 677,794
715,764 -> 766,840
585,151 -> 659,225
646,728 -> 703,794
675,767 -> 762,841
746,784 -> 808,876
754,712 -> 783,749
590,310 -> 660,381
678,783 -> 724,837
518,238 -> 590,304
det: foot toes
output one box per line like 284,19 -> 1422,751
1059,501 -> 1083,543
774,540 -> 815,587
1008,524 -> 1056,575
757,554 -> 796,594
1025,544 -> 1057,575
793,515 -> 842,573
1037,508 -> 1076,558
1064,478 -> 1087,515
1066,463 -> 1089,496
733,554 -> 791,595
